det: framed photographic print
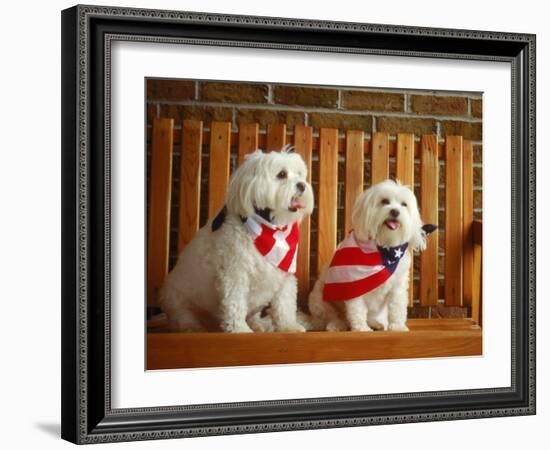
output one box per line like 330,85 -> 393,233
61,4 -> 536,444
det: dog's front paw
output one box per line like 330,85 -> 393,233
277,323 -> 306,333
388,322 -> 409,332
351,324 -> 373,332
225,322 -> 254,333
367,319 -> 387,331
326,319 -> 348,332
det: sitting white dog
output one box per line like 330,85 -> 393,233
308,180 -> 435,332
159,148 -> 314,333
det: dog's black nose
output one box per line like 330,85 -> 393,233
390,208 -> 400,218
296,182 -> 306,193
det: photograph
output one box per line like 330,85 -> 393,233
145,78 -> 484,370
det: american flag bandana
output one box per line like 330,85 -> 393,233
323,232 -> 408,302
243,214 -> 300,274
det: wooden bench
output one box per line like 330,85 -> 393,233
146,118 -> 482,369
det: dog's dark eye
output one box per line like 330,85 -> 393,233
401,202 -> 408,207
381,198 -> 390,205
277,170 -> 288,180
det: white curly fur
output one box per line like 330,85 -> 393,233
308,180 -> 427,332
159,149 -> 314,333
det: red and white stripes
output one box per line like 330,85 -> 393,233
243,214 -> 299,274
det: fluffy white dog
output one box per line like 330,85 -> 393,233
308,180 -> 435,332
159,148 -> 314,333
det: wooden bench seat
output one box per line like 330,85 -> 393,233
147,319 -> 481,370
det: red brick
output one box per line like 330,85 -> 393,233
200,82 -> 268,103
273,86 -> 338,108
473,144 -> 482,163
159,104 -> 233,124
474,190 -> 483,209
410,95 -> 468,116
376,116 -> 437,135
471,99 -> 483,118
309,112 -> 372,130
474,166 -> 482,186
237,109 -> 304,128
438,205 -> 445,228
342,91 -> 404,111
147,79 -> 195,101
441,121 -> 482,141
147,104 -> 157,123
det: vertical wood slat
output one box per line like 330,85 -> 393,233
419,135 -> 439,306
317,128 -> 339,274
178,120 -> 203,253
472,220 -> 483,326
445,136 -> 464,306
371,132 -> 390,184
237,123 -> 259,166
345,130 -> 365,234
266,123 -> 287,150
208,122 -> 232,218
462,140 -> 474,310
294,125 -> 313,303
396,133 -> 415,306
147,118 -> 174,307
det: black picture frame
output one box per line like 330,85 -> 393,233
61,4 -> 536,444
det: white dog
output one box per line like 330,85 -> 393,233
159,148 -> 314,333
308,180 -> 435,332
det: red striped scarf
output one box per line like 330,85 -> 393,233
323,232 -> 408,302
243,214 -> 300,274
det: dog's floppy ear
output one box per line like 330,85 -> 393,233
422,224 -> 438,235
281,144 -> 295,154
351,186 -> 379,241
211,205 -> 227,231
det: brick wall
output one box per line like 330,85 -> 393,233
146,78 -> 482,307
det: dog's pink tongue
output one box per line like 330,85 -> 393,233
385,219 -> 400,230
290,200 -> 304,209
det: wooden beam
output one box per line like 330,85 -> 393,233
147,322 -> 482,369
178,120 -> 202,253
147,118 -> 174,307
317,128 -> 339,273
444,136 -> 464,306
419,135 -> 439,306
294,125 -> 313,305
237,123 -> 259,166
344,130 -> 365,234
208,122 -> 231,218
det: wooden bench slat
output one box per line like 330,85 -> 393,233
178,120 -> 203,253
345,130 -> 365,234
147,118 -> 174,307
266,123 -> 287,150
317,128 -> 339,274
463,140 -> 474,309
294,125 -> 313,304
237,123 -> 259,166
472,219 -> 483,325
419,135 -> 439,306
445,136 -> 464,306
208,121 -> 231,218
147,323 -> 482,369
396,133 -> 415,307
371,132 -> 389,184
